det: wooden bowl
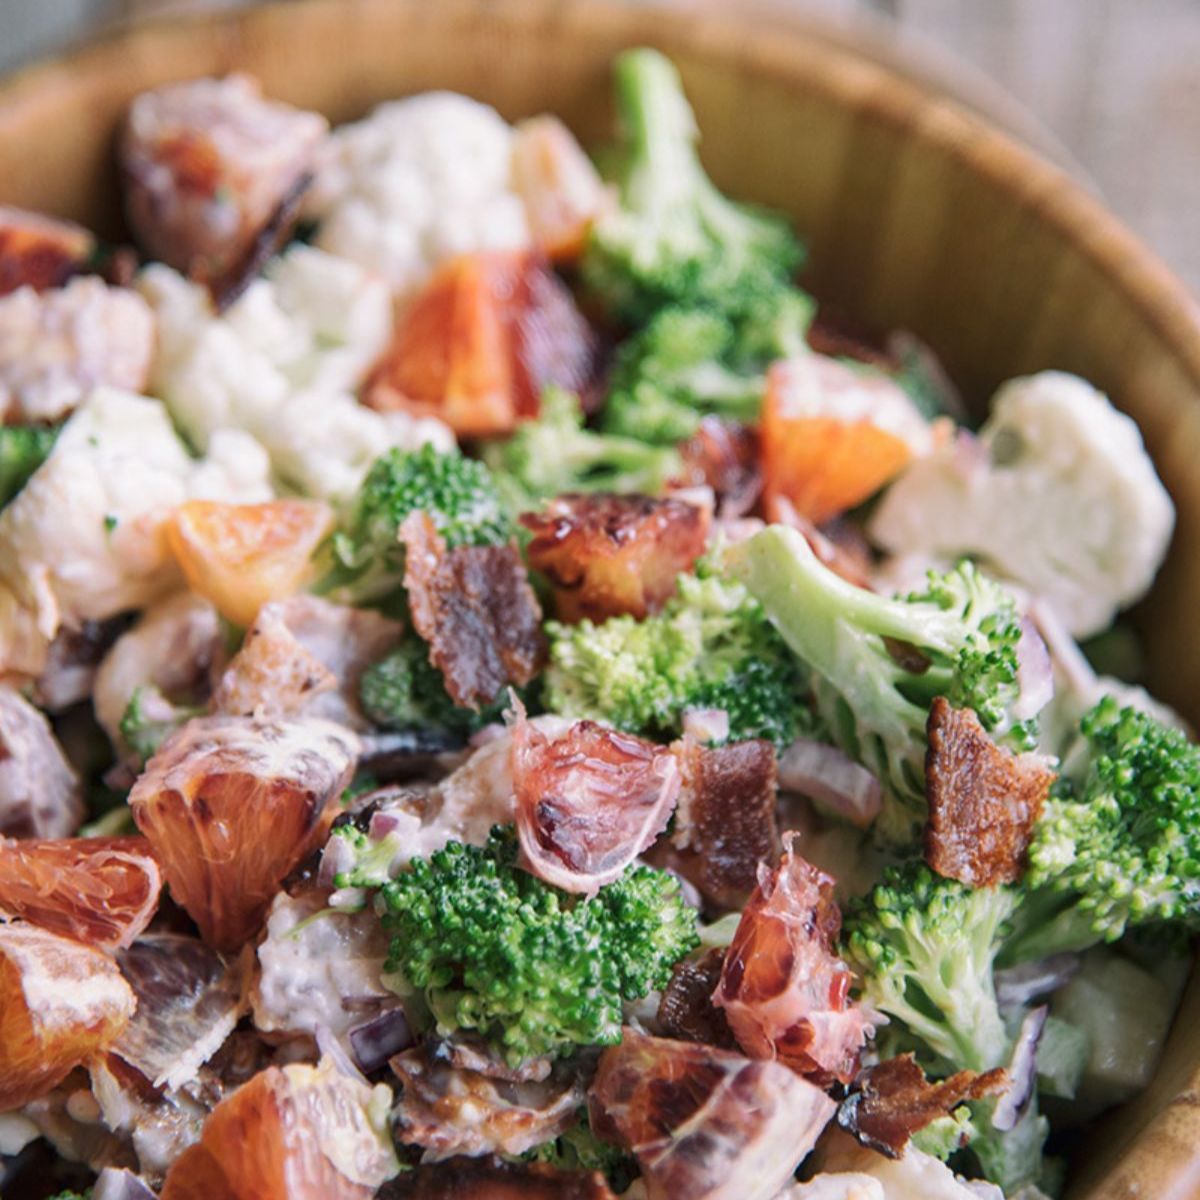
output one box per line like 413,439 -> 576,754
2,2 -> 1199,1195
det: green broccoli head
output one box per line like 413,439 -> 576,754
581,48 -> 804,324
0,423 -> 58,508
317,443 -> 513,605
482,387 -> 683,513
1002,697 -> 1200,964
843,862 -> 1017,1075
543,569 -> 816,749
910,1106 -> 978,1162
379,826 -> 698,1065
728,524 -> 1038,842
527,1110 -> 639,1193
601,293 -> 812,445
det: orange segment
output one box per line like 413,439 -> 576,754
162,1061 -> 396,1200
0,923 -> 135,1110
762,357 -> 921,524
0,836 -> 161,951
512,116 -> 613,261
129,714 -> 358,952
165,499 -> 333,630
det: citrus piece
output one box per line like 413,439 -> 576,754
129,714 -> 358,951
165,498 -> 333,630
0,836 -> 161,951
160,1143 -> 238,1200
762,356 -> 930,524
0,922 -> 135,1110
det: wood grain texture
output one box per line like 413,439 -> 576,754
0,2 -> 1199,1194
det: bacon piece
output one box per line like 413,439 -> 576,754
389,1042 -> 585,1157
667,739 -> 780,911
713,835 -> 871,1086
836,1054 -> 1007,1159
113,934 -> 246,1091
0,206 -> 96,296
513,717 -> 680,894
679,418 -> 762,519
379,1156 -> 618,1200
588,1028 -> 835,1200
522,493 -> 709,624
924,698 -> 1055,888
121,75 -> 327,305
0,923 -> 136,1110
657,949 -> 737,1050
212,595 -> 403,728
365,251 -> 599,435
0,836 -> 161,951
129,714 -> 358,951
0,684 -> 83,839
400,512 -> 546,708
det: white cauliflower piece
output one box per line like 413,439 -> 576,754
780,1176 -> 884,1200
815,1129 -> 996,1199
0,277 -> 156,424
189,427 -> 274,501
141,247 -> 449,501
304,91 -> 531,297
262,388 -> 453,500
869,371 -> 1174,638
0,388 -> 271,676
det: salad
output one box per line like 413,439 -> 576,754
0,45 -> 1190,1200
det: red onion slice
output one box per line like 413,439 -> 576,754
778,739 -> 883,829
93,1168 -> 159,1200
1013,617 -> 1054,723
992,1005 -> 1048,1131
349,1008 -> 414,1074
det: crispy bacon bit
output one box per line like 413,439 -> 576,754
400,512 -> 546,708
0,684 -> 83,839
378,1155 -> 618,1200
113,934 -> 245,1093
213,595 -> 403,728
665,739 -> 780,911
513,717 -> 680,894
837,1054 -> 1007,1159
129,715 -> 358,951
389,1042 -> 585,1157
365,251 -> 599,436
924,698 -> 1055,888
588,1028 -> 835,1200
120,75 -> 327,305
522,494 -> 710,624
657,950 -> 737,1049
0,206 -> 96,295
679,418 -> 762,519
0,836 -> 161,951
713,835 -> 871,1086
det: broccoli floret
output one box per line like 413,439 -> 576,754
543,570 -> 815,749
1002,697 -> 1200,964
581,48 -> 804,324
728,524 -> 1037,842
379,826 -> 699,1065
843,863 -> 1016,1075
327,822 -> 404,890
528,1110 -> 639,1193
482,387 -> 683,512
119,685 -> 200,763
317,443 -> 513,605
601,292 -> 812,445
968,1102 -> 1053,1198
910,1106 -> 978,1161
0,423 -> 58,507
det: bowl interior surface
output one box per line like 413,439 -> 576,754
2,2 -> 1200,1196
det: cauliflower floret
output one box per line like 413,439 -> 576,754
0,277 -> 156,424
262,388 -> 453,500
0,388 -> 271,676
868,371 -> 1174,638
189,427 -> 274,501
781,1176 -> 884,1200
304,91 -> 531,297
814,1129 -> 998,1199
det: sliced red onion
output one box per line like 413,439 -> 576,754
316,1024 -> 371,1086
778,738 -> 883,829
318,828 -> 358,889
1029,597 -> 1096,696
1013,617 -> 1054,722
681,708 -> 730,745
368,809 -> 406,840
995,954 -> 1080,1011
349,1008 -> 414,1074
93,1168 -> 160,1200
992,1005 -> 1048,1131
